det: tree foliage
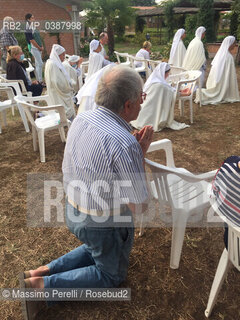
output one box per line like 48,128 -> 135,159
131,0 -> 156,5
230,0 -> 240,40
196,0 -> 215,42
135,16 -> 146,33
163,0 -> 216,42
84,0 -> 135,55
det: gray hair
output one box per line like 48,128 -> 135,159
95,65 -> 143,114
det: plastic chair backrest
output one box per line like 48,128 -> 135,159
169,66 -> 186,75
175,70 -> 202,98
228,225 -> 240,271
14,96 -> 68,128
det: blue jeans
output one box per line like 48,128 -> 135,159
31,46 -> 43,82
43,201 -> 134,289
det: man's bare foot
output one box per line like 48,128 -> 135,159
24,266 -> 50,279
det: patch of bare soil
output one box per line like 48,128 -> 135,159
0,62 -> 239,320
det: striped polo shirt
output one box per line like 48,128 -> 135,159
213,156 -> 240,226
62,106 -> 148,213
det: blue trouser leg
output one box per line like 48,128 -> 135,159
43,202 -> 134,290
46,244 -> 95,275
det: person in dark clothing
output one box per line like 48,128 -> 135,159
6,45 -> 43,96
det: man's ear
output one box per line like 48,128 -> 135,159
124,100 -> 131,115
119,99 -> 131,122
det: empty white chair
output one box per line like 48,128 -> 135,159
14,95 -> 70,162
142,139 -> 216,269
0,86 -> 31,132
173,70 -> 202,124
128,55 -> 151,79
0,93 -> 12,134
114,51 -> 131,66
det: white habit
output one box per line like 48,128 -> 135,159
77,64 -> 114,114
183,27 -> 206,70
45,44 -> 75,120
62,60 -> 80,94
131,63 -> 190,132
195,36 -> 240,105
168,29 -> 186,67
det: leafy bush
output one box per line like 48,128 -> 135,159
79,39 -> 90,57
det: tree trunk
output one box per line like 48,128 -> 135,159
107,20 -> 114,56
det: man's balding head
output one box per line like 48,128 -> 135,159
95,65 -> 143,114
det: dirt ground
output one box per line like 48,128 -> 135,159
0,62 -> 240,320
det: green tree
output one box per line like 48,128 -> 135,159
84,0 -> 135,55
196,0 -> 215,42
131,0 -> 156,5
135,16 -> 146,33
230,0 -> 240,40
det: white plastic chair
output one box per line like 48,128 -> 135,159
128,55 -> 151,79
173,70 -> 202,124
169,66 -> 186,75
147,59 -> 161,72
205,201 -> 240,317
0,74 -> 32,97
0,85 -> 31,132
24,58 -> 35,80
14,95 -> 70,162
0,91 -> 12,134
114,51 -> 131,66
141,139 -> 216,269
81,61 -> 89,83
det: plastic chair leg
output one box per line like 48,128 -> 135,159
170,211 -> 188,269
198,79 -> 202,107
2,110 -> 7,126
190,99 -> 193,124
12,105 -> 15,116
205,249 -> 232,318
58,127 -> 66,143
32,126 -> 38,151
139,213 -> 144,236
38,129 -> 46,162
179,100 -> 184,117
17,104 -> 30,133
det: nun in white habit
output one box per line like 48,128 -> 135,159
63,55 -> 83,93
85,39 -> 111,83
77,64 -> 115,114
131,62 -> 190,132
182,26 -> 206,86
168,28 -> 186,67
45,44 -> 75,120
195,36 -> 240,105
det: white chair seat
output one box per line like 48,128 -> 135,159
35,112 -> 60,129
0,99 -> 12,107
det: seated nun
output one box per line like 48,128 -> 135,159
182,26 -> 206,86
76,64 -> 114,114
63,55 -> 83,93
195,36 -> 240,105
131,62 -> 190,132
45,44 -> 75,121
168,29 -> 186,67
85,39 -> 112,83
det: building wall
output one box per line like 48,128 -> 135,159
0,0 -> 75,56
